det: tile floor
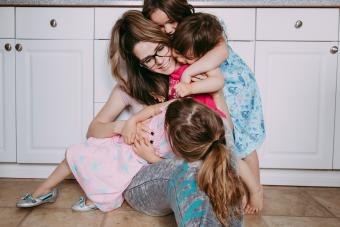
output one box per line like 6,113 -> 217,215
0,178 -> 340,227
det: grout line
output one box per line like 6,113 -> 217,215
100,213 -> 108,227
302,188 -> 338,218
16,208 -> 33,227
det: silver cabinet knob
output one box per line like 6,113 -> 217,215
330,46 -> 338,54
50,19 -> 57,28
4,43 -> 12,51
295,20 -> 303,29
15,44 -> 23,52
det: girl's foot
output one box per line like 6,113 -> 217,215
16,188 -> 58,208
71,196 -> 98,212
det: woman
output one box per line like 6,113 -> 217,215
16,10 -> 243,226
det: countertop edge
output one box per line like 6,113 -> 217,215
1,1 -> 340,7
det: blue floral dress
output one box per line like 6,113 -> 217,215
220,45 -> 266,158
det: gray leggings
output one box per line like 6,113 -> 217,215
123,159 -> 243,227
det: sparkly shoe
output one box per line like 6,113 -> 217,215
16,188 -> 58,208
71,196 -> 98,212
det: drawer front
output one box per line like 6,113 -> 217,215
197,8 -> 255,40
257,8 -> 339,41
16,8 -> 94,39
0,7 -> 15,38
95,7 -> 140,40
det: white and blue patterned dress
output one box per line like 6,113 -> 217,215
220,45 -> 266,158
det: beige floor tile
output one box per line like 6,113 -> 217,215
263,216 -> 340,227
244,215 -> 268,227
103,210 -> 176,227
19,207 -> 104,227
262,187 -> 333,217
0,207 -> 31,227
304,187 -> 340,217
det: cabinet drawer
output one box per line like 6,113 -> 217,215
0,7 -> 15,38
16,8 -> 94,39
197,8 -> 255,40
257,9 -> 339,41
95,8 -> 140,40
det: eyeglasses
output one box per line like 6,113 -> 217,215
140,44 -> 171,69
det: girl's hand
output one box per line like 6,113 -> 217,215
180,71 -> 192,84
135,119 -> 153,144
245,186 -> 263,215
174,82 -> 192,97
121,117 -> 137,145
132,139 -> 162,163
191,74 -> 208,82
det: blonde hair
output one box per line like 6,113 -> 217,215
109,10 -> 170,105
165,98 -> 245,226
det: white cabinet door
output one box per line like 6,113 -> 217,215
256,42 -> 337,169
0,40 -> 16,162
94,40 -> 115,103
334,45 -> 340,170
16,40 -> 93,163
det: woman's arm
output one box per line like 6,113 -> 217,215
181,39 -> 228,83
175,67 -> 224,98
86,85 -> 128,138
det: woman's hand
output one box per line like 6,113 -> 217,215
132,139 -> 162,163
121,117 -> 137,145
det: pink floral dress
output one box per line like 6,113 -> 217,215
66,87 -> 173,212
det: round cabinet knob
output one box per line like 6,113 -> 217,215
15,44 -> 23,52
295,20 -> 303,29
50,19 -> 57,28
4,43 -> 12,51
330,46 -> 338,54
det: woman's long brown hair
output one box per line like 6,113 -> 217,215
109,10 -> 170,105
143,0 -> 194,23
165,98 -> 245,226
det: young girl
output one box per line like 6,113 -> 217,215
165,98 -> 245,226
143,1 -> 266,213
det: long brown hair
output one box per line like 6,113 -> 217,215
143,0 -> 194,23
165,98 -> 244,226
109,10 -> 170,105
172,12 -> 224,59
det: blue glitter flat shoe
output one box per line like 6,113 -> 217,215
16,188 -> 58,208
72,196 -> 98,212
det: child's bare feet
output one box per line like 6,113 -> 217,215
245,186 -> 263,215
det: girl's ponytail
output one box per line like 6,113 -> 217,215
197,142 -> 244,225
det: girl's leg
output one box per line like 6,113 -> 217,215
244,150 -> 260,183
32,158 -> 72,198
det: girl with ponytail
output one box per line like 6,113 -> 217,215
123,98 -> 262,225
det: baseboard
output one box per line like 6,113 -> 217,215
1,163 -> 340,187
260,169 -> 340,187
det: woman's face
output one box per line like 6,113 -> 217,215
150,9 -> 178,35
133,41 -> 177,75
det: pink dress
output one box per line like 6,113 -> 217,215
169,64 -> 226,118
66,87 -> 172,212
